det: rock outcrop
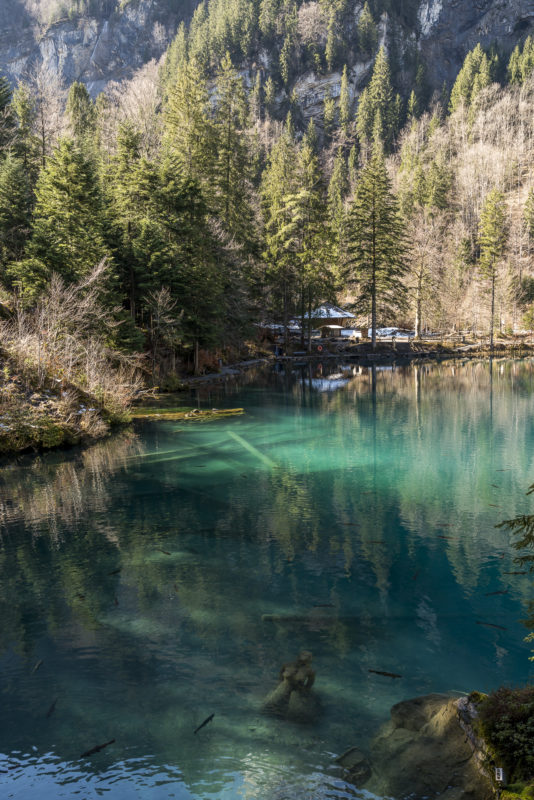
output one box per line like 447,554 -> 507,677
339,694 -> 494,800
0,0 -> 195,94
1,1 -> 534,107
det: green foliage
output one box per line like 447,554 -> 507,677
0,73 -> 15,154
0,153 -> 33,276
212,53 -> 255,246
66,82 -> 97,146
323,88 -> 336,141
11,83 -> 40,176
356,47 -> 397,151
346,145 -> 407,343
449,44 -> 497,113
479,189 -> 507,276
357,2 -> 378,57
339,64 -> 351,136
478,687 -> 534,782
508,37 -> 534,86
525,189 -> 534,240
9,138 -> 107,296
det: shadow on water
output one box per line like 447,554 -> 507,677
0,359 -> 533,798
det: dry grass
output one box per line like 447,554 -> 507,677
0,261 -> 144,423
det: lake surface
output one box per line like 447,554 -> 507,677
0,358 -> 533,799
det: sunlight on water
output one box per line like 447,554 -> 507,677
0,358 -> 533,798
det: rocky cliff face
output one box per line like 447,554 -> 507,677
1,0 -> 534,100
418,0 -> 534,87
0,0 -> 195,94
352,694 -> 494,800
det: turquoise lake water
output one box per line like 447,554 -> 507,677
0,358 -> 533,799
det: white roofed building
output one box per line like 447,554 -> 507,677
302,303 -> 355,326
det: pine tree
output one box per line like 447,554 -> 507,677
357,2 -> 378,57
0,73 -> 15,154
161,22 -> 188,91
271,137 -> 331,348
250,71 -> 262,123
264,76 -> 276,116
346,145 -> 407,349
213,53 -> 255,247
66,82 -> 97,148
478,188 -> 507,351
328,147 -> 349,279
325,8 -> 337,72
280,34 -> 293,85
323,89 -> 335,142
164,59 -> 216,195
524,188 -> 534,244
11,138 -> 108,295
0,154 -> 33,279
106,123 -> 155,320
508,36 -> 534,85
339,64 -> 351,137
11,83 -> 40,177
356,48 -> 396,152
261,115 -> 299,330
449,44 -> 496,113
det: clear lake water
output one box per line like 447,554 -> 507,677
0,358 -> 533,799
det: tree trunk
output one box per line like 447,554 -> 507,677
415,269 -> 423,339
307,293 -> 312,353
300,287 -> 305,349
371,209 -> 377,350
490,266 -> 495,353
194,338 -> 199,376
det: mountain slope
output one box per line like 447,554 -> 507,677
1,0 -> 534,99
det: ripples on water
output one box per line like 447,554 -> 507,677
0,359 -> 533,799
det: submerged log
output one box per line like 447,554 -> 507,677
132,408 -> 244,422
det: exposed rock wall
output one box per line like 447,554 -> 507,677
1,1 -> 534,104
354,694 -> 494,800
0,0 -> 195,94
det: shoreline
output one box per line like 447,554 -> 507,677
177,344 -> 534,386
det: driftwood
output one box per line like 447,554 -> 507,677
194,714 -> 214,734
80,739 -> 115,758
132,408 -> 244,422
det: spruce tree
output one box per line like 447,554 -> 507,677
356,48 -> 396,152
107,123 -> 155,320
524,188 -> 534,243
0,73 -> 15,155
11,83 -> 40,176
164,59 -> 216,195
0,154 -> 33,279
323,89 -> 335,142
479,188 -> 507,351
357,2 -> 378,57
328,147 -> 349,279
213,53 -> 255,247
339,64 -> 351,137
11,138 -> 108,295
261,115 -> 299,329
66,82 -> 97,148
346,145 -> 407,349
449,44 -> 496,113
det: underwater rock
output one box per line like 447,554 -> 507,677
335,746 -> 372,785
263,651 -> 320,723
358,694 -> 493,800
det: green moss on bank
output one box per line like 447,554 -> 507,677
470,687 -> 534,796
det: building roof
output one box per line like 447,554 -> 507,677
303,303 -> 355,320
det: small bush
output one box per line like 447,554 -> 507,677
478,686 -> 534,782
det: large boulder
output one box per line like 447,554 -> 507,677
361,694 -> 493,800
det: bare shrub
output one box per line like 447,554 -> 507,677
0,261 -> 144,419
297,2 -> 327,46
